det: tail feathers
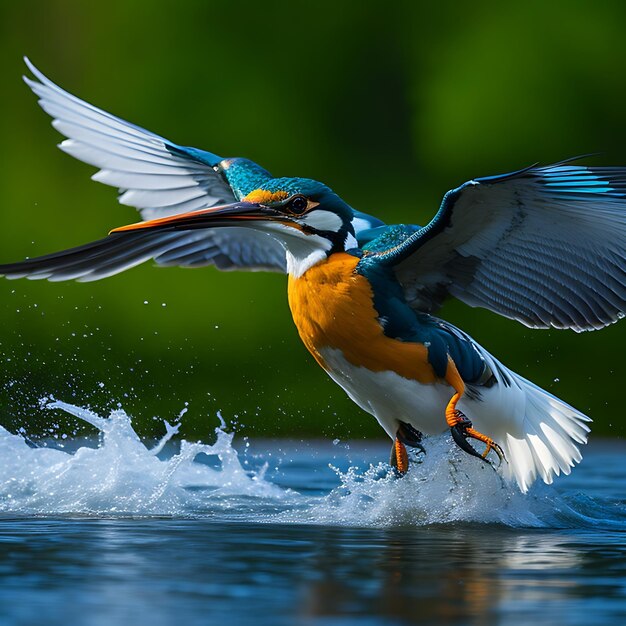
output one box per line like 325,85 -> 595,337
500,374 -> 591,492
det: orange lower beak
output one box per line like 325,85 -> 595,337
110,201 -> 272,234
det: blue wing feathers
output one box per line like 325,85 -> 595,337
165,144 -> 223,168
363,159 -> 626,331
539,165 -> 626,196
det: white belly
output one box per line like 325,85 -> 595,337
317,342 -> 591,495
319,347 -> 454,438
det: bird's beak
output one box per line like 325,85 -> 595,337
110,201 -> 278,234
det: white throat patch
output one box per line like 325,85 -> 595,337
286,246 -> 328,278
258,222 -> 331,278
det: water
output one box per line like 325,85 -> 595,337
1,403 -> 626,625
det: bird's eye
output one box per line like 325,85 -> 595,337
288,195 -> 308,214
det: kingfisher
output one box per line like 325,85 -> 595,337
1,59 -> 625,492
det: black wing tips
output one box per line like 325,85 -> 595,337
0,232 -> 164,283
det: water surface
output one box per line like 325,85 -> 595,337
1,402 -> 625,625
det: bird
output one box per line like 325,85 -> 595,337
1,58 -> 625,492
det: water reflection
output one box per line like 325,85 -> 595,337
293,525 -> 626,624
2,519 -> 625,625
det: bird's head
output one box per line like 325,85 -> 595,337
112,160 -> 359,276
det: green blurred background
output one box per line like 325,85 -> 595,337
0,0 -> 624,440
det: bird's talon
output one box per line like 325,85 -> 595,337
397,421 -> 424,448
450,422 -> 506,467
450,423 -> 482,458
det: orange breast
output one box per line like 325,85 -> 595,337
287,253 -> 438,384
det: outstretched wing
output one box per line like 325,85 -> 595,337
2,60 -> 386,282
0,230 -> 289,282
371,162 -> 626,332
23,58 -> 288,272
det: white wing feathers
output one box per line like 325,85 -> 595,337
21,58 -> 288,273
24,57 -> 234,216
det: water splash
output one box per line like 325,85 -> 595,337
277,439 -> 548,528
0,401 -> 289,516
1,401 -> 624,529
275,437 -> 626,529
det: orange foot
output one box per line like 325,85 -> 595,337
390,437 -> 409,474
390,421 -> 425,476
446,400 -> 505,466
